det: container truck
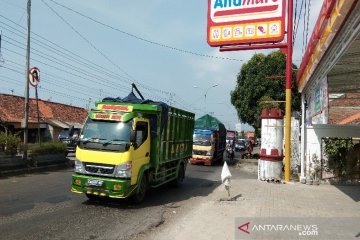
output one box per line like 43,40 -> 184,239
190,114 -> 226,166
71,86 -> 195,202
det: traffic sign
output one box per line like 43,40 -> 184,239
29,67 -> 40,87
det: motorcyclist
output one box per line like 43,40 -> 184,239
245,140 -> 253,157
226,141 -> 235,160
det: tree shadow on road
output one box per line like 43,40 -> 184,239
334,185 -> 360,202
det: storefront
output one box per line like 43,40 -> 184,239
297,0 -> 360,182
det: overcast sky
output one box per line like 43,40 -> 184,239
0,0 -> 323,130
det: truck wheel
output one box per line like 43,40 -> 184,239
133,173 -> 148,203
172,163 -> 185,187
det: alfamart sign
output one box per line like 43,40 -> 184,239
207,0 -> 286,46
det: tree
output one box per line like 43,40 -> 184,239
230,51 -> 300,129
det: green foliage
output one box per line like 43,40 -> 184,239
0,132 -> 21,155
30,142 -> 67,156
258,96 -> 279,110
230,51 -> 301,128
323,138 -> 354,179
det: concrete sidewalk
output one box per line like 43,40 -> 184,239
136,161 -> 360,240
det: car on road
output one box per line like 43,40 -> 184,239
235,139 -> 246,152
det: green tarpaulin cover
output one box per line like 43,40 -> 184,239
195,114 -> 226,134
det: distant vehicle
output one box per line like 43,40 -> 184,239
226,143 -> 234,160
58,128 -> 81,154
226,130 -> 236,145
235,139 -> 246,152
245,131 -> 256,144
190,114 -> 227,166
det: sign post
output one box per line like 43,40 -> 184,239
209,0 -> 293,182
29,67 -> 41,144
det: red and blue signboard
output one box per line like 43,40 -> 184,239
207,0 -> 286,46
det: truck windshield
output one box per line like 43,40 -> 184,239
193,133 -> 211,146
80,118 -> 132,144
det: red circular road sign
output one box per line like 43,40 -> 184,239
29,67 -> 40,87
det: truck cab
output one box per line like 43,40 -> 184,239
191,129 -> 216,165
72,104 -> 152,202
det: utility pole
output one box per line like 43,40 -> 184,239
284,0 -> 294,182
23,0 -> 31,159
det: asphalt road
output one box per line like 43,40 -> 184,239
0,152 -> 250,240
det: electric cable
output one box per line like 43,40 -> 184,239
46,0 -> 242,62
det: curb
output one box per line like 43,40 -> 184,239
0,163 -> 73,178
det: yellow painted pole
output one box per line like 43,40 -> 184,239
284,0 -> 293,182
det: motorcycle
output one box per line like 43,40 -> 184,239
242,143 -> 253,159
226,145 -> 235,161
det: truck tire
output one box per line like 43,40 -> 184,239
133,173 -> 148,203
172,163 -> 185,187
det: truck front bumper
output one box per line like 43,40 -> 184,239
71,173 -> 136,198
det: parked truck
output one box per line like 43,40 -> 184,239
71,87 -> 195,202
190,114 -> 226,166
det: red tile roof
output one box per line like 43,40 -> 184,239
329,93 -> 360,125
0,94 -> 88,125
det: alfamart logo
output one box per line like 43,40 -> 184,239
238,221 -> 319,236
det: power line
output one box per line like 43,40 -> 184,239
40,0 -> 135,82
2,36 -> 132,91
0,21 -> 135,84
302,0 -> 307,55
1,61 -> 103,100
293,0 -> 305,46
0,0 -> 26,11
0,75 -> 89,103
1,11 -> 199,111
41,0 -> 175,98
2,46 -> 131,95
0,14 -> 174,97
45,0 -> 242,62
305,0 -> 311,51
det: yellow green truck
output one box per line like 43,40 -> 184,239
71,91 -> 194,202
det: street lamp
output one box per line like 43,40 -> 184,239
193,84 -> 219,113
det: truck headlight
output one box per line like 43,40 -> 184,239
74,159 -> 85,174
114,161 -> 132,179
206,150 -> 213,156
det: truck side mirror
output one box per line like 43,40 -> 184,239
69,125 -> 75,137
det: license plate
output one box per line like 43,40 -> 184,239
87,179 -> 103,187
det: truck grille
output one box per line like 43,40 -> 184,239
193,150 -> 207,156
84,163 -> 115,177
